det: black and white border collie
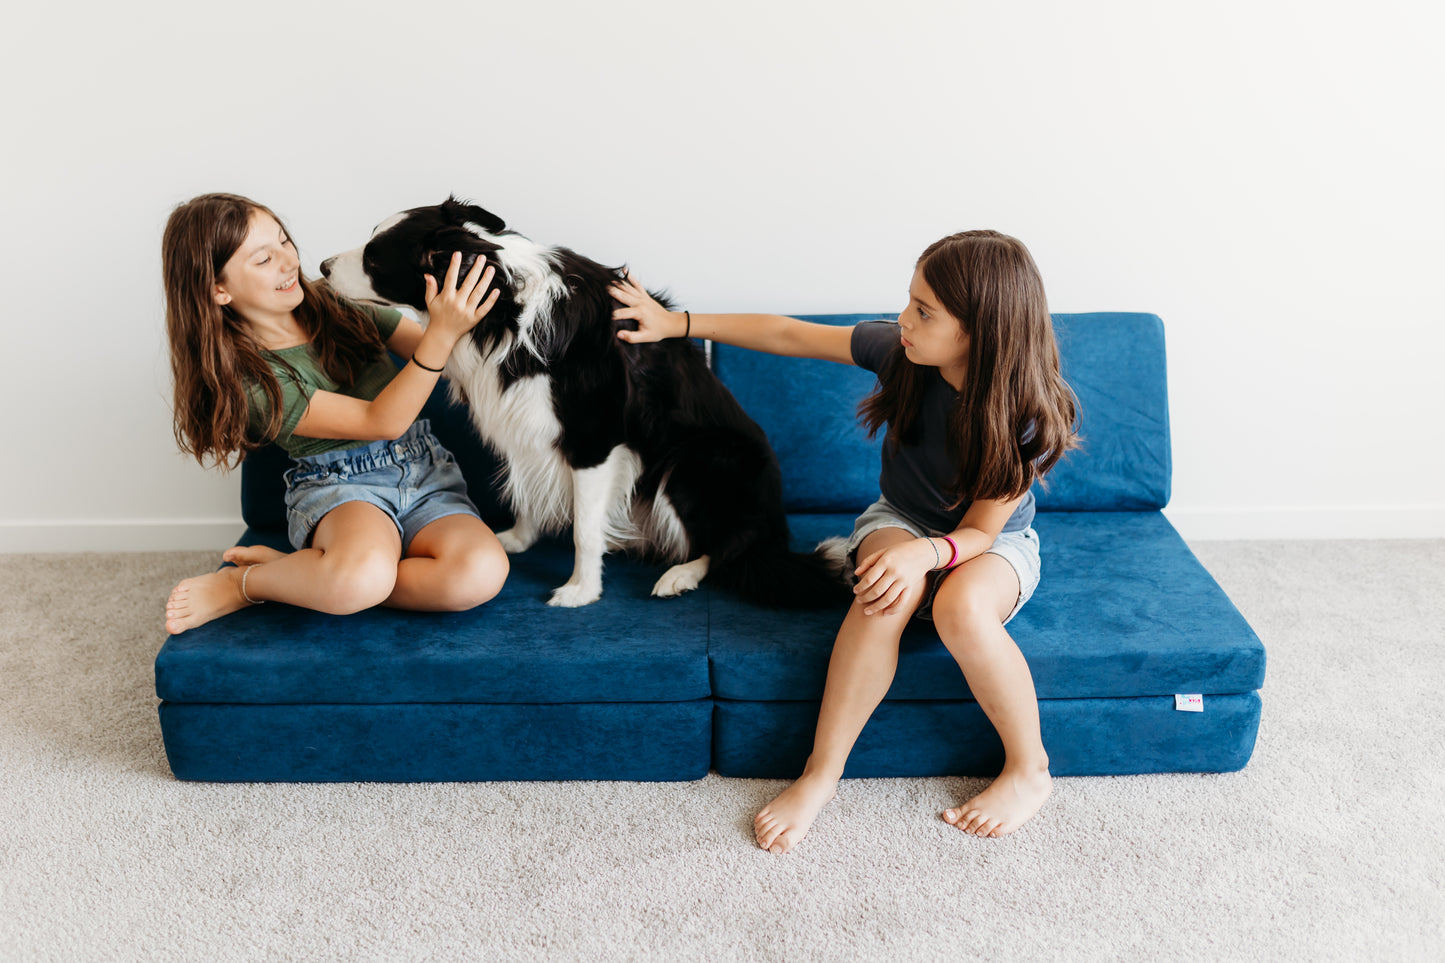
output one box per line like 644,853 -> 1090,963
321,197 -> 846,608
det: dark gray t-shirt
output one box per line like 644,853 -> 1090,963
850,320 -> 1034,535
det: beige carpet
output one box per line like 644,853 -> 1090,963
2,541 -> 1442,962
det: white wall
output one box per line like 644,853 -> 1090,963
2,0 -> 1440,551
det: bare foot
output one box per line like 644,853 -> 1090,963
164,568 -> 252,635
943,765 -> 1052,838
754,770 -> 839,854
222,544 -> 288,566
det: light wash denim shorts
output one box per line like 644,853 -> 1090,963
283,420 -> 480,552
845,495 -> 1042,624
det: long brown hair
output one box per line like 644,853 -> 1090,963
859,230 -> 1079,506
162,193 -> 385,469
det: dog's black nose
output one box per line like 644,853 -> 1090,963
319,256 -> 335,277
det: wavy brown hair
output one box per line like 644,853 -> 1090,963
162,193 -> 385,469
859,230 -> 1079,507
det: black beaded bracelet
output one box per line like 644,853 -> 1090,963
411,355 -> 445,373
684,310 -> 691,339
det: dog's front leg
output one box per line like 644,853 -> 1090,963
546,462 -> 613,607
495,516 -> 540,554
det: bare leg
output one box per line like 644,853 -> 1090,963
933,553 -> 1052,838
164,502 -> 403,634
164,567 -> 251,635
164,544 -> 294,633
385,514 -> 509,611
754,528 -> 920,855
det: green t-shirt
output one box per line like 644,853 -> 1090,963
246,299 -> 405,458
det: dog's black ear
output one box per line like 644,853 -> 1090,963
423,225 -> 504,286
441,195 -> 506,234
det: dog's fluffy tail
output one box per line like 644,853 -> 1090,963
712,536 -> 854,609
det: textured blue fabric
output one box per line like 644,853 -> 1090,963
241,362 -> 513,533
713,692 -> 1261,778
707,512 -> 1266,702
159,700 -> 712,781
710,312 -> 1171,514
155,535 -> 711,705
1040,313 -> 1171,511
711,315 -> 885,514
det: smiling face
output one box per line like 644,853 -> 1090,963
213,211 -> 303,322
897,266 -> 970,383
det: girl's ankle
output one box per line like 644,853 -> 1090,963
799,758 -> 845,783
1004,752 -> 1051,776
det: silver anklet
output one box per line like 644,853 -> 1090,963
240,564 -> 264,605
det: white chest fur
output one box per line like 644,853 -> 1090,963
446,334 -> 573,534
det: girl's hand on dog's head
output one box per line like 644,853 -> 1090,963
425,251 -> 501,342
611,273 -> 685,343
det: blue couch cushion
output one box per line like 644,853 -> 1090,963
1041,313 -> 1171,511
711,314 -> 885,514
708,512 -> 1265,702
710,312 -> 1171,514
713,692 -> 1262,778
159,701 -> 713,782
155,536 -> 711,705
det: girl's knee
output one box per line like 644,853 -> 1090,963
847,593 -> 919,640
437,545 -> 510,611
931,582 -> 1002,643
320,551 -> 398,613
461,549 -> 510,608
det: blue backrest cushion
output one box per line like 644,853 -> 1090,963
244,313 -> 1170,527
711,312 -> 1170,514
711,315 -> 884,514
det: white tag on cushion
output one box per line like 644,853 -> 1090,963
1174,694 -> 1204,712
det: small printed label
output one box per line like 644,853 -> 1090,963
1175,693 -> 1204,712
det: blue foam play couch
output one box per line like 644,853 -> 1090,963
154,313 -> 1266,782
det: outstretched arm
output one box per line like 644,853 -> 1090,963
610,273 -> 855,365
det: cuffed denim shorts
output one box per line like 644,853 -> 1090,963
845,495 -> 1042,624
283,420 -> 480,552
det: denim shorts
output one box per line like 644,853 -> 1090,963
845,495 -> 1042,624
283,420 -> 480,552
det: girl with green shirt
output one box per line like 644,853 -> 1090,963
160,193 -> 509,635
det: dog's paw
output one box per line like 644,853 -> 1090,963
652,557 -> 710,598
548,582 -> 602,607
496,527 -> 538,554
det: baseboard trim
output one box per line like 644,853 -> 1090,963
0,519 -> 245,553
1163,506 -> 1445,540
2,508 -> 1441,553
